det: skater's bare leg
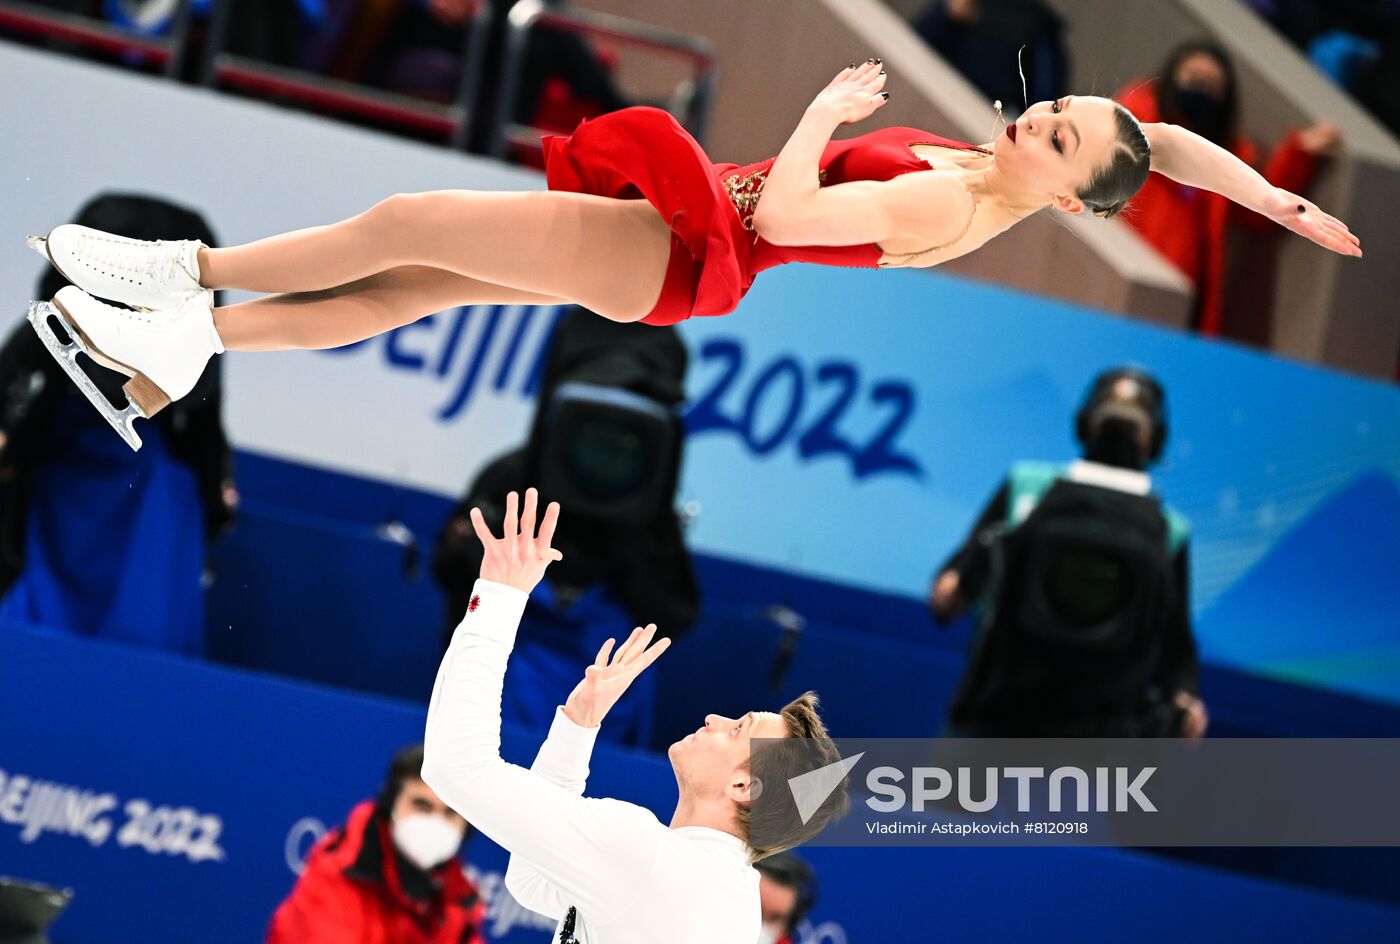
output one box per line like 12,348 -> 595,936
198,190 -> 672,323
213,265 -> 564,352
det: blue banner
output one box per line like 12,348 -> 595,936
669,264 -> 1400,703
282,265 -> 1400,704
5,623 -> 1400,942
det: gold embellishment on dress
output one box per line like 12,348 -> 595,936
723,168 -> 767,231
724,167 -> 828,231
876,173 -> 977,268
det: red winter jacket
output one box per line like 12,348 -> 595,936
1115,79 -> 1322,335
267,802 -> 486,944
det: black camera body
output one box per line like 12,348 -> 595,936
534,381 -> 682,526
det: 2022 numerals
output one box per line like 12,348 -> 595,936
686,339 -> 923,480
116,799 -> 226,863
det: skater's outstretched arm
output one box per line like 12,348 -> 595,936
1143,121 -> 1362,257
504,624 -> 669,918
421,490 -> 672,926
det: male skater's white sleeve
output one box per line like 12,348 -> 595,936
502,705 -> 600,919
421,579 -> 661,926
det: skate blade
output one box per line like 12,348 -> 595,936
26,301 -> 145,452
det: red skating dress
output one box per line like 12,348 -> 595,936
541,106 -> 990,326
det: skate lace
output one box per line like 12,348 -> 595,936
81,233 -> 192,286
149,250 -> 191,287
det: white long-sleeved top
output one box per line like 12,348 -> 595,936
422,579 -> 760,944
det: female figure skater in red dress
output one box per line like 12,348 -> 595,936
28,60 -> 1361,448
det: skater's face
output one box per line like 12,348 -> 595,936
993,94 -> 1123,214
669,710 -> 789,800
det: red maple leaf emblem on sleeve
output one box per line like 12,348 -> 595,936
468,594 -> 481,613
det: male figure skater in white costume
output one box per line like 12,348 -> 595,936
422,489 -> 847,943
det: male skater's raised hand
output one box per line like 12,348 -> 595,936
469,488 -> 562,594
426,486 -> 840,943
564,625 -> 672,729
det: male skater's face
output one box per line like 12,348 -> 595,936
669,710 -> 788,799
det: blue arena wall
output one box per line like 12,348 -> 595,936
206,449 -> 1400,742
4,623 -> 1400,943
669,263 -> 1400,706
1,40 -> 1395,706
1,39 -> 1395,705
200,259 -> 1400,711
2,37 -> 1399,942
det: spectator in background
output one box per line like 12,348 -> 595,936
1351,17 -> 1400,137
432,308 -> 697,747
331,0 -> 630,160
930,368 -> 1206,739
913,0 -> 1070,113
1242,0 -> 1399,97
1115,40 -> 1341,336
1242,1 -> 1400,154
1241,0 -> 1328,48
26,0 -> 310,68
221,0 -> 314,69
755,853 -> 819,944
0,194 -> 235,656
267,744 -> 486,944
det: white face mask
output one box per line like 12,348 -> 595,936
392,813 -> 464,871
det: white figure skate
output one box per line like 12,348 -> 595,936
27,224 -> 205,310
26,286 -> 223,451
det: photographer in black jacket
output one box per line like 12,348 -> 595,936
930,367 -> 1207,738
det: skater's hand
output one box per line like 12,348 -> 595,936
1175,691 -> 1209,739
947,0 -> 980,22
1296,120 -> 1342,158
564,624 -> 671,729
469,488 -> 562,594
808,60 -> 889,126
428,0 -> 475,26
928,570 -> 965,622
1265,188 -> 1362,257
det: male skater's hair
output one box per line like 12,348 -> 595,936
740,692 -> 849,862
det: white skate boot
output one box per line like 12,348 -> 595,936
26,286 -> 224,451
27,224 -> 205,310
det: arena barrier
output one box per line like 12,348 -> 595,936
5,622 -> 1400,942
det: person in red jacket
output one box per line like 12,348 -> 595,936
267,745 -> 486,944
1116,40 -> 1342,335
